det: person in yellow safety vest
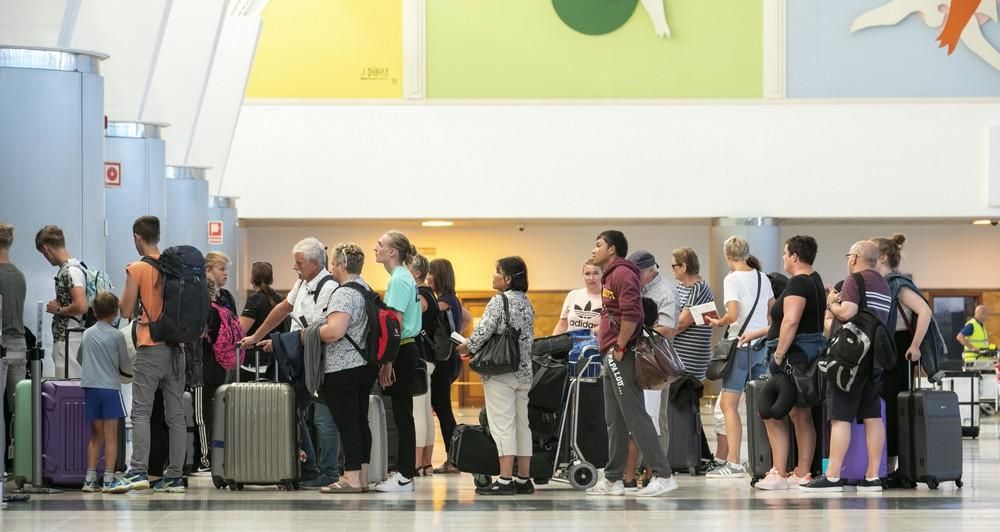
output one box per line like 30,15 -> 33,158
957,305 -> 990,362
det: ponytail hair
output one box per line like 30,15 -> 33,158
746,255 -> 762,271
384,230 -> 417,265
251,261 -> 281,305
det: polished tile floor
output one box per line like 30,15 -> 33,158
4,409 -> 1000,531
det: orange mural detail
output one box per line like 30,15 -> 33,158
938,0 -> 983,53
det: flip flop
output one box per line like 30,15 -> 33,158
319,480 -> 363,494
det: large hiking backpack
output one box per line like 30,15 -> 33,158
210,301 -> 245,370
71,262 -> 114,327
819,273 -> 895,392
141,246 -> 211,344
338,282 -> 401,365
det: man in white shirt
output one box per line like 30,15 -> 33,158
239,237 -> 341,489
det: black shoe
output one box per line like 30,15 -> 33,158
515,479 -> 535,495
856,479 -> 884,492
798,476 -> 846,492
476,480 -> 516,496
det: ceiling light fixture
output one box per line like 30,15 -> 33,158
422,220 -> 453,227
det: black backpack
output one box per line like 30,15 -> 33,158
337,282 -> 401,365
141,246 -> 211,344
819,273 -> 895,392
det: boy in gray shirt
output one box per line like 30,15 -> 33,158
80,292 -> 132,493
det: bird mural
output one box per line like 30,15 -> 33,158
850,0 -> 1000,70
552,0 -> 671,38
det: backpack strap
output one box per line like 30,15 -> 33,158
852,272 -> 869,312
334,282 -> 369,358
312,275 -> 334,304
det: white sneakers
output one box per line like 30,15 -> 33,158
586,478 -> 625,496
587,476 -> 677,497
635,476 -> 678,497
786,471 -> 812,487
374,472 -> 414,493
706,462 -> 747,479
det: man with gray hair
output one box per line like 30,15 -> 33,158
801,240 -> 891,493
239,236 -> 341,489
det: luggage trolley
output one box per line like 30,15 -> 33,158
549,346 -> 604,490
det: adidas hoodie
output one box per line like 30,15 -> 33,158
598,257 -> 644,353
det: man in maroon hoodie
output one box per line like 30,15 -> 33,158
586,230 -> 677,497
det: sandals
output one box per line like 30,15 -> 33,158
319,480 -> 363,494
418,465 -> 434,477
432,462 -> 460,475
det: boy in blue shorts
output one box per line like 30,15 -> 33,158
80,292 -> 132,493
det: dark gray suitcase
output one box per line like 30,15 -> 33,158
667,393 -> 702,475
898,365 -> 963,489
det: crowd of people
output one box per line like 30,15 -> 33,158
0,218 -> 975,497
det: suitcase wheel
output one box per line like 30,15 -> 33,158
926,479 -> 939,490
956,479 -> 964,488
281,481 -> 297,491
212,476 -> 227,490
473,474 -> 492,488
568,462 -> 598,490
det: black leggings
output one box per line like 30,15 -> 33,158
431,355 -> 458,452
758,372 -> 798,420
383,341 -> 418,478
880,330 -> 912,458
323,365 -> 378,471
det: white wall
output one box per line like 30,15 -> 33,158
242,220 -> 1000,296
225,101 -> 1000,220
780,223 -> 1000,290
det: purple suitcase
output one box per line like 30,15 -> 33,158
837,399 -> 888,482
41,380 -> 111,487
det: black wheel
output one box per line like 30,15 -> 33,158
568,462 -> 598,490
927,479 -> 939,490
212,476 -> 226,489
236,483 -> 245,491
473,474 -> 492,488
956,479 -> 964,488
228,483 -> 238,491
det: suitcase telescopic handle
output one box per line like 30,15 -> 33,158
66,327 -> 86,379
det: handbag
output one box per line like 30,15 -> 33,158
412,358 -> 429,396
634,325 -> 686,390
469,293 -> 522,376
786,355 -> 822,407
706,271 -> 762,380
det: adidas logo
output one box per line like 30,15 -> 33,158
573,301 -> 603,320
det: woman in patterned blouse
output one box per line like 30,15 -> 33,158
457,256 -> 535,496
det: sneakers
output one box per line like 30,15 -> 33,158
374,472 -> 414,493
700,459 -> 727,474
82,480 -> 101,493
191,463 -> 212,477
514,479 -> 535,495
103,477 -> 132,494
120,470 -> 150,491
754,469 -> 788,490
786,471 -> 812,487
856,478 -> 884,492
635,476 -> 678,497
152,477 -> 187,493
586,478 -> 625,496
476,479 -> 516,496
799,476 -> 846,492
706,463 -> 746,479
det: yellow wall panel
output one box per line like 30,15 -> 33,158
246,0 -> 402,99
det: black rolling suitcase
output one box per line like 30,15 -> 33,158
667,388 -> 702,475
897,363 -> 963,489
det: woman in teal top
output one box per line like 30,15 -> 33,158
372,230 -> 421,492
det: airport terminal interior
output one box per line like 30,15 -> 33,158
2,0 -> 1000,530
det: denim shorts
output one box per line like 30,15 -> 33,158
721,343 -> 768,393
